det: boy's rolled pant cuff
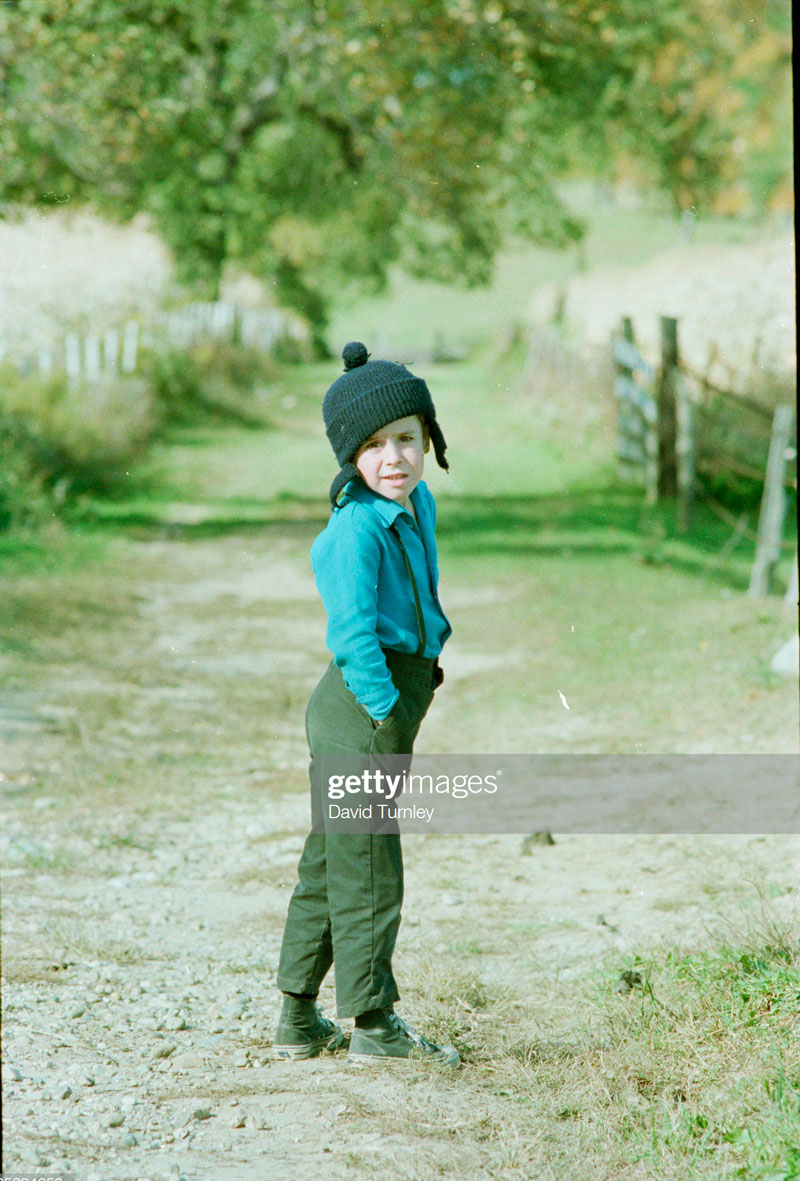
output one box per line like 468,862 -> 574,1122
275,979 -> 399,1020
336,985 -> 400,1021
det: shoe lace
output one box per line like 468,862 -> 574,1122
313,1002 -> 333,1027
388,1012 -> 438,1051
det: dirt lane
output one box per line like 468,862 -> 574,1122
2,529 -> 797,1180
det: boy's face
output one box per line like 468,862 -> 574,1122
354,415 -> 429,510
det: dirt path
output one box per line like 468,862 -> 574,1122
2,527 -> 798,1180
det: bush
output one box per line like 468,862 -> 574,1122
0,366 -> 156,510
145,348 -> 204,423
0,417 -> 50,530
145,341 -> 278,426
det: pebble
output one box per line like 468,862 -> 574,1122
198,1034 -> 224,1047
172,1051 -> 203,1071
233,1052 -> 249,1068
152,1042 -> 177,1060
108,1112 -> 125,1127
192,1107 -> 213,1121
70,1005 -> 86,1019
55,1083 -> 72,1099
121,1132 -> 139,1147
3,1064 -> 23,1082
229,1113 -> 246,1128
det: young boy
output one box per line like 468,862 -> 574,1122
274,341 -> 459,1067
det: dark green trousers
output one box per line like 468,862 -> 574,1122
277,650 -> 436,1018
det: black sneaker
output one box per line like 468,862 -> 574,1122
272,997 -> 344,1060
348,1009 -> 459,1067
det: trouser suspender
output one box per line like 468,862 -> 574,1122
388,521 -> 426,658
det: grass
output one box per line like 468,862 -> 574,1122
579,939 -> 800,1178
333,912 -> 800,1179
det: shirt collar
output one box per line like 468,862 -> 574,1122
338,478 -> 422,528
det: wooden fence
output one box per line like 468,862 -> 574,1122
0,300 -> 307,384
611,316 -> 797,597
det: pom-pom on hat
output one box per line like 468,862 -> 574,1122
323,341 -> 448,507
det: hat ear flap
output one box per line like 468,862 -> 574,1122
329,462 -> 362,509
427,418 -> 449,472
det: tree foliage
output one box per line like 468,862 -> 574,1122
0,0 -> 791,326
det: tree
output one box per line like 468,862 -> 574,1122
600,0 -> 792,215
0,0 -> 789,329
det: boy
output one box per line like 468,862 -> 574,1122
274,341 -> 459,1067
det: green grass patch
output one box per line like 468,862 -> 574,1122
363,917 -> 800,1178
0,523 -> 112,576
581,937 -> 800,1178
71,347 -> 613,526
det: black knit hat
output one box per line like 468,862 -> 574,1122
323,341 -> 448,506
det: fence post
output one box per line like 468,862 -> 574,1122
613,317 -> 635,484
643,384 -> 659,508
84,333 -> 101,383
784,547 -> 798,610
748,404 -> 795,596
658,316 -> 679,498
121,321 -> 139,372
675,374 -> 696,531
104,328 -> 120,373
65,333 -> 81,381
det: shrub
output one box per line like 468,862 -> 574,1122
144,341 -> 277,426
0,365 -> 156,506
0,416 -> 49,530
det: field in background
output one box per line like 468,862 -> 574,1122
325,186 -> 792,366
3,189 -> 791,364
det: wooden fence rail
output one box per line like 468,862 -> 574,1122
611,322 -> 658,504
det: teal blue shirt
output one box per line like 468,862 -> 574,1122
311,479 -> 451,720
